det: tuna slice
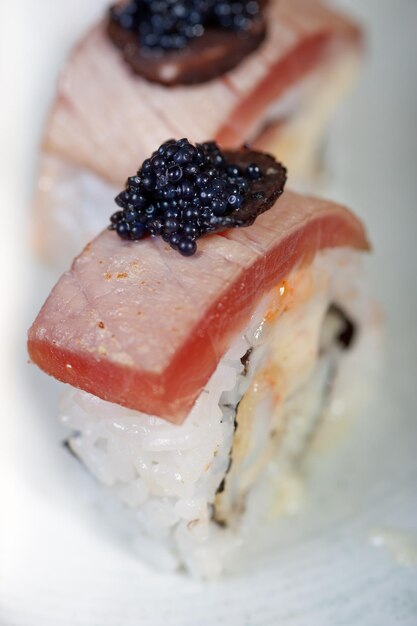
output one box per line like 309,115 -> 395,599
43,0 -> 361,185
28,191 -> 369,423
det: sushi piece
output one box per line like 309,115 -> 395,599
28,141 -> 377,577
33,0 -> 362,267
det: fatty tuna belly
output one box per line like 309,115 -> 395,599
41,0 -> 361,186
28,190 -> 369,423
33,40 -> 360,271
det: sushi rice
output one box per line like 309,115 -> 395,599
58,248 -> 378,578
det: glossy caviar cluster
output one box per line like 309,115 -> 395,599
110,0 -> 262,52
109,138 -> 262,256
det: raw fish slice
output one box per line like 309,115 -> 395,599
28,190 -> 368,422
43,0 -> 361,186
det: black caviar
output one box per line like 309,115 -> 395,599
109,138 -> 286,256
110,0 -> 262,53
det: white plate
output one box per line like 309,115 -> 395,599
1,1 -> 417,624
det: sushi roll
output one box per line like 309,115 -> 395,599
28,140 -> 374,577
33,0 -> 362,267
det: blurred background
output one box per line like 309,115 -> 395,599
1,1 -> 416,624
